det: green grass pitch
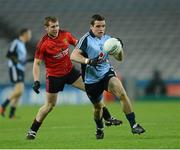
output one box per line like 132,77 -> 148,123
0,101 -> 180,149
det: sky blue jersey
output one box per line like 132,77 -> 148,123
76,30 -> 112,84
7,39 -> 27,71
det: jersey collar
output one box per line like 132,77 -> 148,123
89,30 -> 96,38
89,30 -> 105,40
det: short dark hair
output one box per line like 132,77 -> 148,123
44,16 -> 58,27
90,14 -> 105,26
19,28 -> 30,36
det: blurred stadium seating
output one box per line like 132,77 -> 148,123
0,0 -> 180,95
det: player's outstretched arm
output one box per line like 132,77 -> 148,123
33,58 -> 42,81
70,48 -> 89,64
32,58 -> 42,94
71,48 -> 102,66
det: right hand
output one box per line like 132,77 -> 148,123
33,81 -> 40,94
88,53 -> 104,66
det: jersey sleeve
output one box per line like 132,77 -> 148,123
67,32 -> 78,46
6,40 -> 18,59
9,40 -> 18,52
76,36 -> 88,53
35,40 -> 45,60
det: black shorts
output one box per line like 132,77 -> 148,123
85,68 -> 116,104
46,67 -> 81,93
9,66 -> 24,84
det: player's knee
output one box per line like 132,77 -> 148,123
15,90 -> 23,97
94,104 -> 103,112
46,103 -> 55,113
49,103 -> 55,111
111,87 -> 121,97
112,88 -> 127,100
18,90 -> 24,96
120,92 -> 127,99
117,91 -> 128,102
14,84 -> 24,96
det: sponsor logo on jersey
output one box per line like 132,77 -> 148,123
53,48 -> 69,59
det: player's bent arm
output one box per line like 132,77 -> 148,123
113,48 -> 124,61
70,47 -> 89,64
33,58 -> 42,81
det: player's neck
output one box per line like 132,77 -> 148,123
48,33 -> 59,39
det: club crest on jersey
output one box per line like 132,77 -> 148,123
98,52 -> 108,63
99,52 -> 105,59
63,38 -> 68,44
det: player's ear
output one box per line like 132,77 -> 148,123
90,25 -> 93,30
44,25 -> 48,31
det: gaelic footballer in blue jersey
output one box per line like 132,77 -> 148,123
26,16 -> 122,140
0,28 -> 32,118
71,14 -> 145,139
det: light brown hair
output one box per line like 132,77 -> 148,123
44,16 -> 58,27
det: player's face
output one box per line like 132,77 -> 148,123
24,30 -> 32,42
46,21 -> 60,38
90,20 -> 106,38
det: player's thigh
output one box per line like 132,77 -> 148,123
72,76 -> 85,91
85,82 -> 104,104
108,77 -> 126,96
46,92 -> 58,106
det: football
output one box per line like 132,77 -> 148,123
103,38 -> 123,55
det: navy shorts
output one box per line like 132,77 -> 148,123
9,66 -> 24,84
46,67 -> 81,93
85,68 -> 116,104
